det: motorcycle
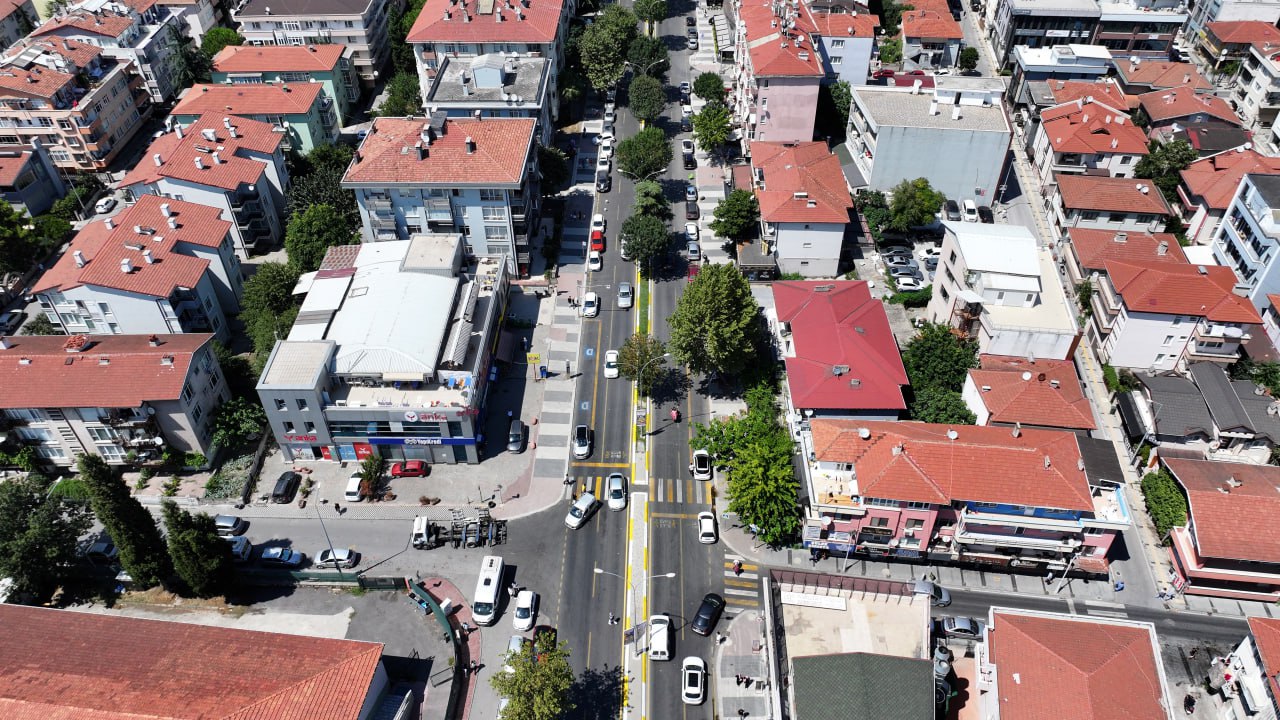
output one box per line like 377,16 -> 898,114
670,408 -> 680,422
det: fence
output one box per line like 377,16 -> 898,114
240,431 -> 274,506
770,569 -> 913,598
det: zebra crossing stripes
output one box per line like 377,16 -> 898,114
647,477 -> 712,505
723,554 -> 761,615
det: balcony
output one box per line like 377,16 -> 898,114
954,526 -> 1083,552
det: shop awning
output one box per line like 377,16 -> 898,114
496,331 -> 520,363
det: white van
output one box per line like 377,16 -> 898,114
344,472 -> 365,503
472,555 -> 505,626
648,613 -> 672,661
412,516 -> 430,549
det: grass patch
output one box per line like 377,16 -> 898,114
638,280 -> 650,335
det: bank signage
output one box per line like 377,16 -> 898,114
368,436 -> 476,446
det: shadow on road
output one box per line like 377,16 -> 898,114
567,664 -> 625,720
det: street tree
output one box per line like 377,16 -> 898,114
633,180 -> 671,220
20,315 -> 60,335
0,473 -> 92,603
210,396 -> 267,451
200,27 -> 242,58
80,455 -> 171,589
887,177 -> 945,231
1135,139 -> 1198,203
162,501 -> 235,598
620,214 -> 670,275
628,74 -> 666,122
617,333 -> 668,394
633,0 -> 668,28
0,200 -> 39,275
691,383 -> 780,466
667,263 -> 761,377
693,71 -> 725,104
579,6 -> 638,90
627,35 -> 669,76
901,321 -> 977,392
908,386 -> 976,424
709,189 -> 759,240
491,635 -> 576,720
285,204 -> 357,273
726,427 -> 800,546
375,71 -> 422,116
616,126 -> 672,180
537,146 -> 570,192
958,47 -> 979,71
692,102 -> 732,158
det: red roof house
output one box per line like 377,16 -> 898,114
965,354 -> 1096,431
1178,149 -> 1280,243
750,141 -> 853,224
343,116 -> 535,186
1104,260 -> 1261,325
1138,88 -> 1242,129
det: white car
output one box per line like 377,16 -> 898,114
596,155 -> 611,173
503,635 -> 528,674
513,590 -> 538,631
681,657 -> 707,705
593,128 -> 614,145
896,276 -> 926,291
565,491 -> 599,529
697,511 -> 717,544
604,108 -> 617,125
690,448 -> 713,480
681,138 -> 694,155
581,292 -> 599,318
604,350 -> 620,378
682,103 -> 693,117
617,281 -> 633,309
620,240 -> 633,261
591,213 -> 606,234
684,222 -> 699,242
606,473 -> 627,511
94,196 -> 117,214
600,137 -> 615,158
962,199 -> 979,222
589,251 -> 603,272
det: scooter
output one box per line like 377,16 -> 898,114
1183,694 -> 1195,715
670,408 -> 680,422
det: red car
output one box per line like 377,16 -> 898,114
390,460 -> 428,478
590,230 -> 605,253
872,69 -> 895,79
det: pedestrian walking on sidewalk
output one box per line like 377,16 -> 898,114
333,503 -> 341,515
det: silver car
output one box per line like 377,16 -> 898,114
565,492 -> 599,529
617,282 -> 633,308
606,473 -> 627,511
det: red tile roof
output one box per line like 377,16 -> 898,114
1046,79 -> 1128,110
120,114 -> 282,191
1165,458 -> 1280,564
344,116 -> 534,185
1055,174 -> 1172,216
0,604 -> 383,720
0,0 -> 30,22
18,36 -> 102,69
407,0 -> 565,44
174,82 -> 324,117
0,333 -> 211,409
1040,98 -> 1148,155
988,610 -> 1168,720
969,355 -> 1095,430
33,195 -> 231,298
750,141 -> 852,223
1067,228 -> 1187,271
1139,88 -> 1241,126
739,0 -> 826,77
212,43 -> 346,73
1207,20 -> 1280,50
0,62 -> 73,100
810,419 -> 1093,510
811,11 -> 878,38
1180,148 -> 1280,210
32,8 -> 135,38
1115,60 -> 1212,92
773,281 -> 907,411
902,7 -> 961,40
0,145 -> 35,186
1248,617 -> 1280,704
1104,260 -> 1262,323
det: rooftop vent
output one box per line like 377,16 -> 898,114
148,335 -> 160,347
200,128 -> 216,142
119,258 -> 132,273
858,427 -> 871,439
1113,232 -> 1127,243
1012,422 -> 1022,438
142,249 -> 154,264
946,429 -> 958,440
832,364 -> 850,376
159,202 -> 171,217
73,250 -> 86,267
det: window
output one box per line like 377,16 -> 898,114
193,405 -> 203,423
284,421 -> 296,432
1136,214 -> 1155,224
973,501 -> 998,509
831,56 -> 842,65
182,382 -> 194,404
905,501 -> 930,510
831,39 -> 845,48
869,516 -> 890,527
866,497 -> 896,508
481,206 -> 507,221
1119,155 -> 1132,165
1108,212 -> 1127,223
36,446 -> 66,459
16,427 -> 55,442
1163,335 -> 1174,346
345,20 -> 354,27
1154,353 -> 1166,364
305,422 -> 316,432
274,398 -> 287,411
296,398 -> 309,411
99,445 -> 126,461
949,250 -> 957,264
7,409 -> 42,421
479,188 -> 504,201
906,518 -> 925,529
485,226 -> 508,240
1081,210 -> 1100,221
85,426 -> 116,442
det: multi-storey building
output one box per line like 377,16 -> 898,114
0,139 -> 66,216
342,113 -> 539,276
1113,57 -> 1212,95
211,44 -> 359,123
1061,227 -> 1187,287
1233,40 -> 1280,132
1179,149 -> 1280,244
1212,173 -> 1280,318
1225,618 -> 1280,717
1048,174 -> 1172,239
729,0 -> 825,144
0,37 -> 150,171
257,236 -> 508,465
171,82 -> 338,153
962,354 -> 1096,432
120,115 -> 288,257
421,54 -> 552,145
156,0 -> 225,40
1029,96 -> 1147,187
32,0 -> 185,103
32,196 -> 243,340
1137,87 -> 1243,134
750,140 -> 851,276
232,0 -> 400,89
987,0 -> 1099,70
1007,44 -> 1112,111
1197,20 -> 1280,75
1091,0 -> 1186,58
1187,0 -> 1280,38
0,333 -> 228,466
810,11 -> 877,85
0,0 -> 36,49
900,0 -> 962,71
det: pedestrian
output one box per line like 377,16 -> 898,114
733,560 -> 743,576
608,612 -> 616,625
738,710 -> 748,718
333,502 -> 341,514
715,632 -> 722,644
734,675 -> 743,686
565,360 -> 571,377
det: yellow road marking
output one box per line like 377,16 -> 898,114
651,511 -> 700,520
571,461 -> 631,468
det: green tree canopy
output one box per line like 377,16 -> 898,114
0,200 -> 39,275
201,27 -> 243,58
879,37 -> 903,64
19,315 -> 60,335
617,333 -> 668,394
285,204 -> 357,273
1135,139 -> 1198,203
633,0 -> 668,26
0,473 -> 92,602
692,102 -> 732,157
579,6 -> 638,90
633,180 -> 671,220
888,177 -> 945,231
491,633 -> 576,720
240,262 -> 302,363
693,71 -> 726,104
667,263 -> 761,377
620,214 -> 670,275
162,501 -> 235,598
210,396 -> 267,451
817,81 -> 852,142
285,144 -> 359,231
879,0 -> 914,34
628,74 -> 666,122
626,35 -> 669,76
908,386 -> 976,424
537,146 -> 570,192
709,188 -> 760,240
957,47 -> 979,71
376,71 -> 423,116
80,455 -> 171,589
1140,469 -> 1188,539
616,126 -> 672,180
901,322 -> 978,392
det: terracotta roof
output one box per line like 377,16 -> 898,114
1040,98 -> 1148,156
1206,20 -> 1280,50
1046,79 -> 1128,110
1248,618 -> 1280,704
809,420 -> 1093,510
407,0 -> 565,44
120,114 -> 282,191
901,7 -> 961,40
1104,260 -> 1262,323
343,116 -> 534,185
773,281 -> 907,411
1180,148 -> 1280,211
0,0 -> 30,22
969,355 -> 1095,430
750,141 -> 852,223
1165,458 -> 1280,564
174,82 -> 324,117
1139,88 -> 1241,126
1116,60 -> 1212,92
0,62 -> 73,100
0,146 -> 35,186
988,610 -> 1168,720
212,43 -> 346,73
0,604 -> 383,720
739,0 -> 826,77
25,36 -> 102,68
33,195 -> 231,298
32,8 -> 135,38
0,333 -> 211,409
811,11 -> 878,38
1067,228 -> 1187,271
1055,174 -> 1172,215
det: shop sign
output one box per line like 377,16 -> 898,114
284,434 -> 318,442
368,436 -> 476,446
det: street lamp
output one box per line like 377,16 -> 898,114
594,567 -> 676,650
637,352 -> 672,397
624,58 -> 668,77
314,500 -> 346,582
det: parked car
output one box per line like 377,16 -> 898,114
684,222 -> 700,242
924,256 -> 939,272
884,256 -> 918,270
682,657 -> 707,705
503,635 -> 529,674
889,266 -> 921,280
681,138 -> 695,154
697,511 -> 717,544
214,514 -> 247,536
85,540 -> 118,563
687,32 -> 698,49
686,15 -> 696,25
604,349 -> 620,378
685,201 -> 699,220
513,590 -> 538,631
590,230 -> 605,253
94,196 -> 117,214
880,245 -> 914,258
686,241 -> 701,262
533,625 -> 558,662
589,251 -> 603,272
962,199 -> 979,222
606,473 -> 628,511
225,535 -> 252,562
596,171 -> 612,193
596,155 -> 611,173
593,128 -> 614,145
977,205 -> 994,224
581,292 -> 599,318
591,213 -> 606,233
391,461 -> 428,478
685,184 -> 698,202
270,471 -> 302,503
681,116 -> 692,132
603,108 -> 617,125
0,310 -> 23,335
565,491 -> 599,529
619,239 -> 632,261
315,547 -> 359,569
872,69 -> 896,79
683,152 -> 696,170
260,547 -> 306,568
599,137 -> 614,158
938,616 -> 986,640
690,448 -> 713,480
679,81 -> 692,95
944,199 -> 961,221
896,277 -> 926,291
573,424 -> 593,459
681,102 -> 693,117
690,593 -> 726,636
914,580 -> 952,607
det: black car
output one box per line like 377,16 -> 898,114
683,152 -> 696,170
943,199 -> 961,221
685,200 -> 699,220
977,205 -> 994,223
681,116 -> 693,132
596,171 -> 611,193
270,471 -> 302,503
690,593 -> 725,636
686,15 -> 696,25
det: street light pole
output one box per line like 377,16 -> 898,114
314,500 -> 346,582
637,351 -> 672,397
593,567 -> 676,643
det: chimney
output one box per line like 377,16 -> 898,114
73,250 -> 86,267
167,216 -> 178,229
229,125 -> 238,138
951,104 -> 961,120
1012,422 -> 1022,438
416,141 -> 428,159
1157,240 -> 1168,255
194,157 -> 204,170
174,125 -> 183,139
929,100 -> 939,115
119,258 -> 133,273
160,202 -> 171,217
148,334 -> 160,346
201,128 -> 216,142
212,151 -> 222,164
1111,138 -> 1118,149
465,136 -> 476,153
161,355 -> 174,366
142,249 -> 154,264
1114,232 -> 1127,242
1183,73 -> 1191,84
104,218 -> 114,230
223,117 -> 232,129
153,152 -> 163,166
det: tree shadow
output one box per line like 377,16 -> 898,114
567,664 -> 625,720
648,366 -> 691,408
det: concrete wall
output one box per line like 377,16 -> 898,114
961,373 -> 994,425
775,222 -> 844,277
1101,308 -> 1184,370
756,76 -> 821,143
819,35 -> 875,85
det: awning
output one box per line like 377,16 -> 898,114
495,330 -> 520,363
1116,391 -> 1145,441
1073,555 -> 1110,575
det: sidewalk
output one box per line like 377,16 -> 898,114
714,609 -> 769,719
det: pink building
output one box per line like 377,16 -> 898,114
730,0 -> 825,145
801,420 -> 1129,574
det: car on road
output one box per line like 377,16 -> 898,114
681,115 -> 692,132
315,547 -> 359,569
606,472 -> 627,511
914,579 -> 952,607
884,256 -> 918,270
938,616 -> 986,640
588,251 -> 603,272
697,511 -> 717,544
580,292 -> 599,318
684,222 -> 699,242
895,276 -> 926,291
690,448 -> 712,480
591,213 -> 606,233
0,310 -> 22,335
690,593 -> 725,636
596,155 -> 610,173
603,108 -> 617,125
617,281 -> 633,308
599,137 -> 614,158
943,199 -> 961,221
681,138 -> 694,155
978,205 -> 994,224
260,547 -> 306,568
685,184 -> 698,202
513,590 -> 538,631
962,199 -> 979,222
682,657 -> 707,705
214,514 -> 247,536
683,152 -> 696,170
686,15 -> 696,25
596,171 -> 612,193
679,81 -> 692,95
391,460 -> 428,478
604,349 -> 620,378
686,240 -> 701,262
94,196 -> 117,214
590,230 -> 605,253
685,201 -> 699,220
573,424 -> 593,459
565,491 -> 599,529
503,635 -> 529,674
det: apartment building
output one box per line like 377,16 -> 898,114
0,37 -> 150,171
257,236 -> 508,465
32,0 -> 185,103
1048,174 -> 1172,239
729,0 -> 825,144
962,354 -> 1096,432
1179,149 -> 1280,244
1224,618 -> 1280,718
421,53 -> 553,146
233,0 -> 400,88
1133,365 -> 1280,460
156,0 -> 224,40
1091,0 -> 1187,57
342,113 -> 538,276
1187,0 -> 1280,37
172,82 -> 338,153
1138,88 -> 1243,134
1113,57 -> 1212,95
750,140 -> 851,276
900,0 -> 962,71
1061,227 -> 1187,286
1212,173 -> 1280,316
987,0 -> 1099,70
119,115 -> 288,257
32,195 -> 243,340
1233,40 -> 1280,132
1029,96 -> 1148,187
0,139 -> 67,216
0,333 -> 228,465
1007,44 -> 1112,110
0,0 -> 36,49
211,44 -> 359,123
1197,20 -> 1280,74
810,11 -> 877,85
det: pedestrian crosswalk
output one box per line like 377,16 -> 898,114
564,476 -> 714,505
723,554 -> 761,617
